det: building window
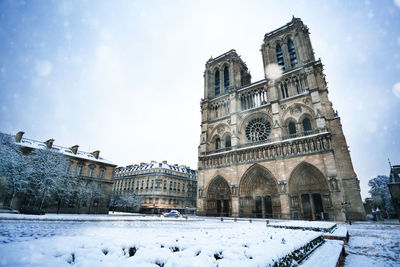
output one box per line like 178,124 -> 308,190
280,82 -> 288,99
163,180 -> 167,190
88,167 -> 94,177
76,165 -> 82,176
215,69 -> 220,96
99,169 -> 104,179
245,118 -> 271,142
288,122 -> 297,135
178,182 -> 180,192
182,183 -> 185,192
225,135 -> 231,148
224,66 -> 229,89
215,138 -> 221,150
276,44 -> 285,71
288,39 -> 297,68
169,181 -> 173,190
302,118 -> 312,134
174,182 -> 176,191
66,164 -> 71,174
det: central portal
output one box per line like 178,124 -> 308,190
239,164 -> 279,218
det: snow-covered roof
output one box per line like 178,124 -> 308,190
16,136 -> 115,166
115,161 -> 197,176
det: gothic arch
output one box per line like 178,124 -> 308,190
288,162 -> 330,220
239,164 -> 280,217
281,102 -> 315,120
206,176 -> 232,216
288,162 -> 328,194
238,111 -> 273,135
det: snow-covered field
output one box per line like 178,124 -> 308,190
344,222 -> 400,267
0,214 -> 322,267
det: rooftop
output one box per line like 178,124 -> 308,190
115,161 -> 197,176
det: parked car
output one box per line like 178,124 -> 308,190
19,206 -> 45,215
0,206 -> 19,214
163,210 -> 181,217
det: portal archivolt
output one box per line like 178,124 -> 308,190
206,176 -> 231,216
239,164 -> 280,218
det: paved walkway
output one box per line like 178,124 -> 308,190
344,221 -> 400,266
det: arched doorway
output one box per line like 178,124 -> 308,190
239,164 -> 279,218
206,176 -> 231,216
289,162 -> 331,220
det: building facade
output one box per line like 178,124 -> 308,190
113,161 -> 197,214
197,17 -> 366,221
0,131 -> 116,214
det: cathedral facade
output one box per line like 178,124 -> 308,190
197,17 -> 366,221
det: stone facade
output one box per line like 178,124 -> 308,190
0,131 -> 116,214
197,17 -> 366,221
113,161 -> 197,214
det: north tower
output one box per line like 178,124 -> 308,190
197,17 -> 365,221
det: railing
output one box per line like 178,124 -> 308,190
199,130 -> 331,169
239,86 -> 268,111
208,95 -> 230,120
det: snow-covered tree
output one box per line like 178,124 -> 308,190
26,147 -> 71,209
0,133 -> 30,206
110,193 -> 142,212
368,175 -> 396,218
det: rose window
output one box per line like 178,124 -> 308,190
245,118 -> 271,142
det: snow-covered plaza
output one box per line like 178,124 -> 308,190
0,214 -> 399,266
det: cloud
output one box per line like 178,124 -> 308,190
35,60 -> 53,76
393,82 -> 400,98
366,121 -> 377,133
395,0 -> 400,8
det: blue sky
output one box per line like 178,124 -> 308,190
0,0 -> 399,199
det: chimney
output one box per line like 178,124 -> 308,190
45,139 -> 55,149
15,131 -> 24,142
92,150 -> 100,159
140,162 -> 146,166
70,145 -> 79,154
162,160 -> 167,164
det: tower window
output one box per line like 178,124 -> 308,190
215,69 -> 220,96
224,66 -> 229,89
302,118 -> 312,134
215,138 -> 221,150
288,122 -> 297,135
276,44 -> 285,71
288,39 -> 297,68
225,135 -> 231,148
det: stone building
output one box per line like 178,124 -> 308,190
113,161 -> 197,214
197,17 -> 365,221
1,131 -> 116,214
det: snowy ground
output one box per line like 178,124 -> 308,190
0,214 -> 322,267
344,221 -> 400,267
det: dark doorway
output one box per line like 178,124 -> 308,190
301,194 -> 312,220
264,196 -> 272,218
223,200 -> 229,216
312,194 -> 324,220
216,200 -> 221,215
255,196 -> 262,218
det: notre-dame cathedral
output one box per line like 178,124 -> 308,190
197,17 -> 365,221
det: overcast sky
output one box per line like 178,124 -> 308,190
0,0 -> 399,200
